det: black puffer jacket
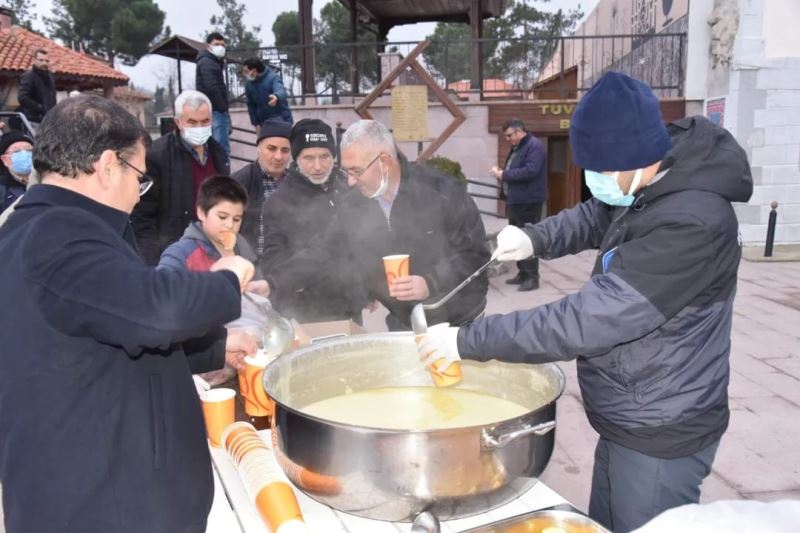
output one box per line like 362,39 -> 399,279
459,116 -> 754,458
18,68 -> 56,122
260,165 -> 366,322
131,132 -> 229,264
267,155 -> 490,330
195,50 -> 228,112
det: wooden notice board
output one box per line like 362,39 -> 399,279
392,85 -> 428,142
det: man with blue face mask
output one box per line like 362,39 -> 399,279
0,131 -> 34,213
417,72 -> 754,532
132,90 -> 229,264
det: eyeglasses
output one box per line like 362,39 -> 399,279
341,153 -> 384,179
118,157 -> 154,196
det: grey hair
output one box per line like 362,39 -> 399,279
174,90 -> 212,118
340,120 -> 397,159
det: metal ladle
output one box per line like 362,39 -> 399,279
411,511 -> 441,533
411,257 -> 496,336
242,292 -> 295,358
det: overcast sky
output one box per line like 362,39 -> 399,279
28,0 -> 597,92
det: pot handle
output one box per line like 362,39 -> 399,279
481,420 -> 556,449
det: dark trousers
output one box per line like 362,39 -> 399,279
506,202 -> 543,279
588,437 -> 719,533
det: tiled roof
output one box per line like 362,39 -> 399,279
113,86 -> 153,101
0,26 -> 128,84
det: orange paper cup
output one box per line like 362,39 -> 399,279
243,356 -> 272,417
383,254 -> 410,289
201,388 -> 236,447
429,359 -> 463,388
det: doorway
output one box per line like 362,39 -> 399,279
546,136 -> 582,215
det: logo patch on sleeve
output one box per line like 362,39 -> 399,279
602,246 -> 618,274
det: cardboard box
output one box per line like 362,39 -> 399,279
293,320 -> 367,347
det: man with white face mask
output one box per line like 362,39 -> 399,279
418,72 -> 754,532
257,119 -> 366,322
195,32 -> 230,159
0,131 -> 34,213
132,90 -> 229,264
262,119 -> 490,331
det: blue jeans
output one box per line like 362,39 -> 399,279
588,437 -> 719,532
212,111 -> 230,160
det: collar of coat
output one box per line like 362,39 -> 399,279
17,183 -> 130,236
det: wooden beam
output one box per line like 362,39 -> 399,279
349,0 -> 360,94
355,40 -> 431,119
469,0 -> 483,93
298,0 -> 315,95
407,61 -> 466,161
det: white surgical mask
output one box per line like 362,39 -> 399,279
210,45 -> 226,59
182,125 -> 212,147
369,160 -> 389,199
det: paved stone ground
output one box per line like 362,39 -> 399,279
364,243 -> 800,512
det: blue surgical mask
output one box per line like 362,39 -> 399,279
584,168 -> 643,207
10,150 -> 33,176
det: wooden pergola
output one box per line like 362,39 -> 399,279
297,0 -> 508,95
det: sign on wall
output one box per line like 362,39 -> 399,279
706,97 -> 726,127
391,85 -> 429,142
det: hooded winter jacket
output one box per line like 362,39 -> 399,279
158,220 -> 260,276
459,116 -> 753,458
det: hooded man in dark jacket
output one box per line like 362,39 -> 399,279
0,95 -> 257,533
419,72 -> 753,532
132,90 -> 229,264
18,48 -> 56,125
195,32 -> 230,158
259,118 -> 365,322
262,119 -> 489,331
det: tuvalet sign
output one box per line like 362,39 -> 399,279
391,85 -> 429,142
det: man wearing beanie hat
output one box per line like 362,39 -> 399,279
0,131 -> 34,213
261,119 -> 489,331
418,71 -> 753,531
232,118 -> 292,265
256,118 -> 365,322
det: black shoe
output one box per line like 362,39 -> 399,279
518,277 -> 540,292
505,273 -> 525,285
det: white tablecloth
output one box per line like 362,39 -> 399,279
207,430 -> 569,533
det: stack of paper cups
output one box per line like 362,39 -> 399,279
221,422 -> 306,533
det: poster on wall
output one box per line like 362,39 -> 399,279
706,97 -> 726,127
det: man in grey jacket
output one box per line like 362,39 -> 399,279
419,72 -> 753,532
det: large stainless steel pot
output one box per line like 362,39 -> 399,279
263,333 -> 565,522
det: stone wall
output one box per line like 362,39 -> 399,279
719,0 -> 800,244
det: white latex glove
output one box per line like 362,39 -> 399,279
492,225 -> 534,261
417,323 -> 461,370
192,375 -> 210,397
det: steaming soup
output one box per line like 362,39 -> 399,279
301,386 -> 529,430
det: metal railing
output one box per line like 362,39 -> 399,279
226,32 -> 687,105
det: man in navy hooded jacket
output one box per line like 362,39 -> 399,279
0,95 -> 257,533
419,72 -> 753,532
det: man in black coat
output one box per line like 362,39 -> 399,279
195,32 -> 230,159
132,90 -> 229,265
17,48 -> 56,126
491,118 -> 547,291
260,119 -> 366,322
0,95 -> 257,533
263,119 -> 489,331
231,118 -> 291,265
